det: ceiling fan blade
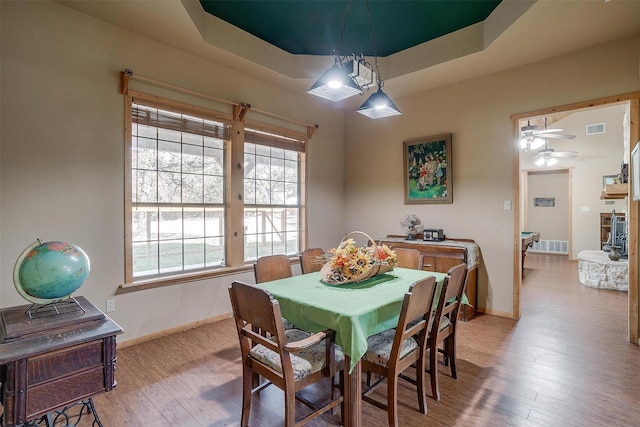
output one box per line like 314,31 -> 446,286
549,150 -> 578,158
544,133 -> 576,139
534,128 -> 563,134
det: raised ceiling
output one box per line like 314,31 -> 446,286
57,0 -> 640,104
199,0 -> 502,57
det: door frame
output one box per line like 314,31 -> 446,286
511,92 -> 640,344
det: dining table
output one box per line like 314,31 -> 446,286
257,267 -> 446,427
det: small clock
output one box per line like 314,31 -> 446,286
423,229 -> 444,241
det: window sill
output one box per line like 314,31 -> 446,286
115,265 -> 255,295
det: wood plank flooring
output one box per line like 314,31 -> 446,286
89,254 -> 640,426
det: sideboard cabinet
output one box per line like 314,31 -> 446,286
380,235 -> 480,320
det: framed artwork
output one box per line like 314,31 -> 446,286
602,174 -> 621,190
632,142 -> 640,201
533,197 -> 555,207
403,133 -> 452,204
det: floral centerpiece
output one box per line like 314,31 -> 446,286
320,231 -> 397,284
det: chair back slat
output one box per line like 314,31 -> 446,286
300,248 -> 325,274
392,276 -> 438,359
253,254 -> 293,283
229,281 -> 284,343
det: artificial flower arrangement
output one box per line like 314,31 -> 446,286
320,231 -> 397,284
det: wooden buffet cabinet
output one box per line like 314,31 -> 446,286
0,297 -> 123,426
380,235 -> 480,321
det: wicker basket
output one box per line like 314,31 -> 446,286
320,231 -> 394,284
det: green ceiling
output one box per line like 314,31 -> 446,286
199,1 -> 502,57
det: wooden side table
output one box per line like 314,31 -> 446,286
0,297 -> 123,426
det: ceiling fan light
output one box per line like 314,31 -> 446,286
530,137 -> 545,149
308,64 -> 362,102
520,137 -> 529,150
357,88 -> 401,119
547,157 -> 558,166
535,157 -> 546,167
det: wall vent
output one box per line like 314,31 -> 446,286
530,240 -> 568,254
586,123 -> 605,135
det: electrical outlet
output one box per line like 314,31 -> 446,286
106,299 -> 116,313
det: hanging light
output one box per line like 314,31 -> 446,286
520,135 -> 545,151
307,62 -> 362,102
357,83 -> 401,118
356,0 -> 401,119
308,0 -> 363,102
535,156 -> 558,167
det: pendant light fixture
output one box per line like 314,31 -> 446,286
307,0 -> 364,102
356,0 -> 401,119
307,0 -> 400,118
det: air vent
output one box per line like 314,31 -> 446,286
586,123 -> 605,135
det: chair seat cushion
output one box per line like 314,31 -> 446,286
282,317 -> 296,330
249,329 -> 344,381
364,328 -> 418,366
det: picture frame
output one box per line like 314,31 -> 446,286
403,133 -> 452,204
533,197 -> 555,207
602,174 -> 621,190
632,142 -> 640,201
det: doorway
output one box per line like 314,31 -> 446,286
521,169 -> 572,268
511,93 -> 640,344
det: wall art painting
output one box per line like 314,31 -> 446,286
403,134 -> 452,204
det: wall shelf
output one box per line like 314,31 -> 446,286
601,183 -> 628,199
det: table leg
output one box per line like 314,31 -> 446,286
342,355 -> 362,427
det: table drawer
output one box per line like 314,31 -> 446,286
28,341 -> 103,386
26,367 -> 106,420
421,256 -> 436,270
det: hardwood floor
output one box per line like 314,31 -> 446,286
90,254 -> 640,426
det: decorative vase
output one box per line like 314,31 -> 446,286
608,246 -> 622,261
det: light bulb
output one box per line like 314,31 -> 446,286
530,137 -> 545,149
535,157 -> 545,166
327,80 -> 342,89
547,157 -> 558,166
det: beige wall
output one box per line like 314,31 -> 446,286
343,36 -> 639,317
527,171 -> 569,242
0,1 -> 345,342
0,1 -> 639,341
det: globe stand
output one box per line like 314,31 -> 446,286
25,297 -> 85,323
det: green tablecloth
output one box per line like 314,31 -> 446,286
257,267 -> 446,372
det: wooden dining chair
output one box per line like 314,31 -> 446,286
299,247 -> 325,274
426,263 -> 468,401
253,254 -> 293,284
228,281 -> 344,427
360,276 -> 438,427
392,247 -> 424,270
254,254 -> 296,329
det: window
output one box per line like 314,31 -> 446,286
125,96 -> 308,285
129,102 -> 229,281
243,136 -> 301,261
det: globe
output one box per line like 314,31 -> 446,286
13,240 -> 90,305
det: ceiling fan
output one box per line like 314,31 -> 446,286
520,119 -> 576,151
532,140 -> 578,167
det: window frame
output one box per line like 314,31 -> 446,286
123,93 -> 309,288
